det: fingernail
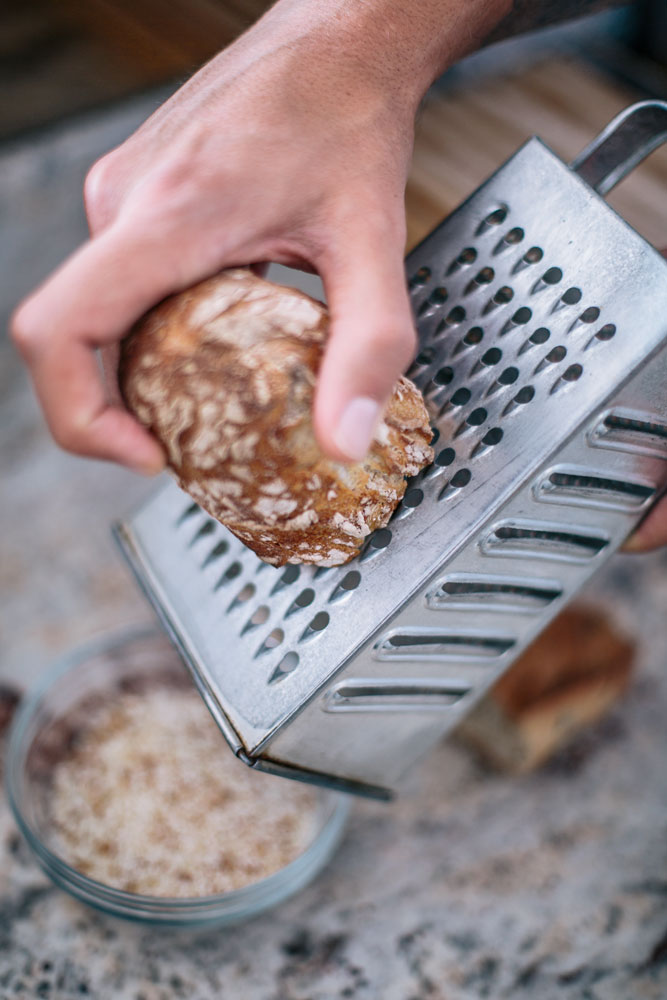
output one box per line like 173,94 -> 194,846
129,453 -> 166,477
333,397 -> 381,462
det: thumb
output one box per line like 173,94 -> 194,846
313,228 -> 417,462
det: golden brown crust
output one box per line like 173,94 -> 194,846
119,269 -> 433,566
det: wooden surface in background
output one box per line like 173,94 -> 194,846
407,57 -> 667,251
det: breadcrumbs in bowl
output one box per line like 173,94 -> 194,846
7,626 -> 349,927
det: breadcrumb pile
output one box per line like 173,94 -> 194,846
50,687 -> 319,897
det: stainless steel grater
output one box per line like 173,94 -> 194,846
115,100 -> 667,799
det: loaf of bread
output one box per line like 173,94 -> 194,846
457,605 -> 636,773
119,269 -> 434,566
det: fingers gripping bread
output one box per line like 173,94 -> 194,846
119,269 -> 433,566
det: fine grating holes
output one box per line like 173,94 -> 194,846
484,286 -> 514,314
463,326 -> 484,347
494,286 -> 514,305
482,347 -> 502,366
403,488 -> 424,507
477,206 -> 508,234
467,407 -> 487,426
483,427 -> 503,446
521,247 -> 544,266
435,447 -> 456,468
178,502 -> 200,525
503,385 -> 535,415
257,627 -> 285,656
502,306 -> 532,333
409,266 -> 431,290
371,528 -> 392,549
596,323 -> 616,342
494,227 -> 525,253
451,387 -> 472,407
518,327 -> 549,355
300,611 -> 331,642
580,306 -> 600,324
242,604 -> 270,634
270,564 -> 300,594
268,651 -> 299,685
535,345 -> 567,373
214,560 -> 242,590
190,520 -> 216,545
444,306 -> 466,326
360,527 -> 393,562
434,366 -> 454,387
430,427 -> 440,444
498,366 -> 519,386
543,267 -> 563,285
329,570 -> 362,603
438,468 -> 471,501
560,287 -> 582,306
478,268 -> 495,282
285,588 -> 316,616
563,364 -> 583,382
551,363 -> 583,394
465,268 -> 494,295
201,538 -> 229,568
418,286 -> 448,315
447,246 -> 478,274
415,347 -> 435,366
227,582 -> 256,612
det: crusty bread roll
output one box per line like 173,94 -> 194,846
119,269 -> 433,566
458,605 -> 635,773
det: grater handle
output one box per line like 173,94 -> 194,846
570,100 -> 667,196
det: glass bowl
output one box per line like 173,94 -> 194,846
6,625 -> 350,928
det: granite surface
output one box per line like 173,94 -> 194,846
2,85 -> 667,1000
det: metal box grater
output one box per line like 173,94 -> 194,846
115,101 -> 667,799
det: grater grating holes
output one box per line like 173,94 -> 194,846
328,570 -> 361,603
190,519 -> 216,545
214,560 -> 242,590
438,467 -> 472,502
285,588 -> 315,616
300,612 -> 330,642
243,604 -> 270,633
453,326 -> 484,355
270,564 -> 300,594
408,265 -> 431,291
256,627 -> 284,656
268,651 -> 299,685
201,538 -> 229,568
551,364 -> 583,394
227,582 -> 256,612
177,501 -> 200,525
465,266 -> 494,294
446,246 -> 477,274
476,205 -> 508,234
494,227 -> 525,254
558,286 -> 583,307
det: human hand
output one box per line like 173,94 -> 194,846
11,0 -> 508,472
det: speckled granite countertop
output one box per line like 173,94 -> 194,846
2,84 -> 667,1000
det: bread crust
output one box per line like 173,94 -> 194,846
119,269 -> 433,566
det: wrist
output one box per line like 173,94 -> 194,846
267,0 -> 511,112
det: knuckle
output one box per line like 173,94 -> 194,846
50,414 -> 86,455
10,300 -> 43,357
84,153 -> 118,229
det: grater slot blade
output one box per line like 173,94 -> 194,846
374,630 -> 515,661
426,574 -> 562,612
323,679 -> 471,712
533,466 -> 656,511
589,409 -> 667,459
481,521 -> 609,562
571,100 -> 667,195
